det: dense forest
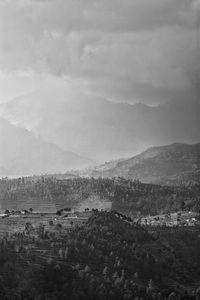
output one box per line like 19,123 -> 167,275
0,211 -> 200,299
0,176 -> 200,216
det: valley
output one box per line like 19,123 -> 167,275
1,0 -> 199,298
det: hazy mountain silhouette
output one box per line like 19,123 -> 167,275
0,117 -> 92,176
1,83 -> 199,162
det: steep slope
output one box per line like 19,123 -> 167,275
91,143 -> 200,185
0,117 -> 92,176
0,82 -> 199,161
79,158 -> 126,177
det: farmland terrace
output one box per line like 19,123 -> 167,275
0,211 -> 92,237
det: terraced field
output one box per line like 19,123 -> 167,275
0,212 -> 91,236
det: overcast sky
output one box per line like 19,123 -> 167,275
0,0 -> 200,105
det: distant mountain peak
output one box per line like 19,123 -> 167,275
0,88 -> 199,162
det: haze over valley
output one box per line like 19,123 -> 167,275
0,86 -> 199,176
0,0 -> 199,176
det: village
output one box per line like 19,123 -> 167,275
0,205 -> 200,236
138,211 -> 200,227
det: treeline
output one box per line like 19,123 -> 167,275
0,176 -> 200,216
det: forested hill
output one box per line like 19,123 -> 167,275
90,143 -> 200,185
2,211 -> 200,298
0,177 -> 200,216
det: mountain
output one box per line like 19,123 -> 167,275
91,142 -> 200,185
79,158 -> 126,177
0,117 -> 92,176
0,82 -> 199,162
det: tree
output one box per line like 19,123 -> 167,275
37,223 -> 45,239
64,208 -> 71,212
180,201 -> 185,211
25,222 -> 33,235
49,220 -> 54,226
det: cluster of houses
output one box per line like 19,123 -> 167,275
0,207 -> 98,220
1,207 -> 199,228
0,209 -> 34,218
139,211 -> 199,227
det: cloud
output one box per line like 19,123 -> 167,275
0,0 -> 199,105
17,0 -> 198,32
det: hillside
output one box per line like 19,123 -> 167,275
80,158 -> 126,177
91,143 -> 200,185
1,211 -> 200,299
1,177 -> 200,216
0,117 -> 92,176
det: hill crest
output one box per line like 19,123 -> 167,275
90,142 -> 200,185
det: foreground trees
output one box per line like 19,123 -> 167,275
0,211 -> 200,299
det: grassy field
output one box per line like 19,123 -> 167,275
0,212 -> 92,237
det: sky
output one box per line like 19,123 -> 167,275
0,0 -> 200,106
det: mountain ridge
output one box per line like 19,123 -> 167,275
0,84 -> 199,161
90,142 -> 200,185
0,116 -> 93,176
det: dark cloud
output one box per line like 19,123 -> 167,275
30,0 -> 199,33
0,0 -> 199,105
